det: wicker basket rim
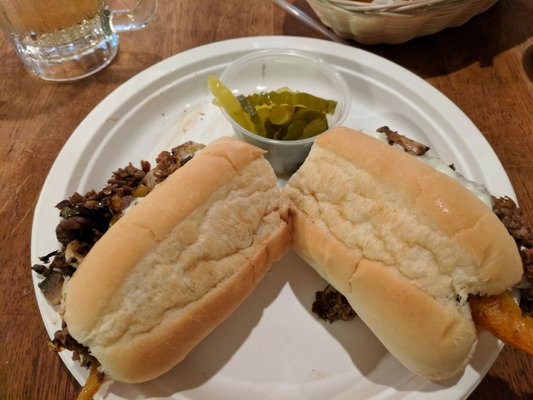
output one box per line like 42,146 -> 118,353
323,0 -> 467,13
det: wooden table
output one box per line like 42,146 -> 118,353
1,0 -> 531,398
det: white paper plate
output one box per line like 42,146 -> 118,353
31,36 -> 514,400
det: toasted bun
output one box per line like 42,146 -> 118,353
63,137 -> 290,383
283,127 -> 522,380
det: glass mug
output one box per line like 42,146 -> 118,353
0,0 -> 158,81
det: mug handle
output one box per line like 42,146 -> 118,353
108,0 -> 158,32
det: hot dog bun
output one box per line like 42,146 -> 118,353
63,137 -> 291,383
282,127 -> 522,380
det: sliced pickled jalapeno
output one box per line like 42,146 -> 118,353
208,75 -> 337,141
247,91 -> 337,115
208,76 -> 256,134
285,118 -> 307,141
302,116 -> 328,139
268,105 -> 295,125
236,95 -> 267,136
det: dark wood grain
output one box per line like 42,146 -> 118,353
0,0 -> 531,399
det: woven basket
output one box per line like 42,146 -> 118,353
305,0 -> 498,44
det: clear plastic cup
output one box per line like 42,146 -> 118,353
219,49 -> 351,174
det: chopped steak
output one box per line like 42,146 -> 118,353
105,161 -> 150,196
66,240 -> 91,260
491,196 -> 533,316
377,126 -> 430,156
38,250 -> 60,264
312,285 -> 357,323
523,248 -> 533,282
33,142 -> 205,366
32,250 -> 76,304
55,189 -> 119,247
36,271 -> 64,305
153,150 -> 178,183
32,252 -> 74,278
519,248 -> 533,317
492,196 -> 533,248
36,142 -> 204,283
55,215 -> 99,247
50,323 -> 96,369
152,141 -> 205,183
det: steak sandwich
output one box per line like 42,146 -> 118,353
282,127 -> 525,380
56,137 -> 290,383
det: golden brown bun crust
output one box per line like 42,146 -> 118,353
349,259 -> 477,380
64,137 -> 290,383
283,127 -> 522,380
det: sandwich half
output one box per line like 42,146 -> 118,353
282,127 -> 523,380
62,137 -> 291,383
